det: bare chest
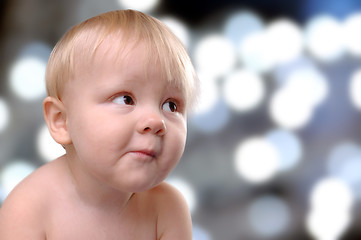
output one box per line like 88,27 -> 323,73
45,203 -> 157,240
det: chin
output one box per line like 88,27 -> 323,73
123,178 -> 161,193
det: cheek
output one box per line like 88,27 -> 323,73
68,110 -> 131,157
164,123 -> 187,166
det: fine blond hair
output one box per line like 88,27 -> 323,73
45,9 -> 198,107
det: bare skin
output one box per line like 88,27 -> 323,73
0,37 -> 192,239
0,156 -> 192,239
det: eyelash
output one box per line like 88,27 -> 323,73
111,94 -> 135,105
163,100 -> 178,113
110,94 -> 182,113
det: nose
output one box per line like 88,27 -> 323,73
136,112 -> 167,136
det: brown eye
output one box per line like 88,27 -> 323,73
162,101 -> 177,112
112,95 -> 135,105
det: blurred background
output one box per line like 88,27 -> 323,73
1,0 -> 361,239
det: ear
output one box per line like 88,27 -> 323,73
43,96 -> 72,145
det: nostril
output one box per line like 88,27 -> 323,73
138,118 -> 166,135
156,129 -> 164,134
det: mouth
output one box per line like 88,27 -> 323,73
130,150 -> 157,158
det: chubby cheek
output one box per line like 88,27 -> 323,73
67,110 -> 131,162
161,122 -> 187,173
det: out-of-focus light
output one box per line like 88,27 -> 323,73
265,128 -> 302,172
310,178 -> 353,211
0,160 -> 36,196
270,88 -> 313,129
223,10 -> 264,47
273,55 -> 314,86
234,137 -> 279,183
190,100 -> 230,134
266,19 -> 303,65
327,142 -> 361,199
9,57 -> 47,100
306,209 -> 352,240
333,157 -> 361,194
239,31 -> 274,73
193,72 -> 219,115
0,99 -> 10,133
222,69 -> 265,112
344,13 -> 361,56
248,195 -> 290,237
0,186 -> 6,203
160,17 -> 190,48
166,178 -> 197,213
349,69 -> 361,110
194,34 -> 236,77
305,15 -> 345,62
19,42 -> 51,61
328,142 -> 361,176
286,66 -> 328,108
37,124 -> 65,162
117,0 -> 159,12
239,19 -> 302,72
8,42 -> 51,101
192,225 -> 212,240
306,177 -> 354,240
270,65 -> 327,129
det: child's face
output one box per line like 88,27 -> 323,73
62,37 -> 187,193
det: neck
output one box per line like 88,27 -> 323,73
62,153 -> 134,213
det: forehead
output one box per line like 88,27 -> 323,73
72,36 -> 184,93
87,35 -> 184,85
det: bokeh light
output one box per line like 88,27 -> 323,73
8,42 -> 50,101
285,65 -> 328,108
19,42 -> 51,61
166,177 -> 197,213
36,124 -> 66,162
234,137 -> 280,183
343,12 -> 361,56
265,128 -> 302,172
193,72 -> 219,115
304,15 -> 345,62
223,9 -> 264,48
190,99 -> 230,134
160,16 -> 190,48
349,69 -> 361,110
222,69 -> 265,112
266,19 -> 303,65
306,177 -> 354,240
248,195 -> 291,238
117,0 -> 159,12
0,186 -> 6,203
9,57 -> 47,101
269,87 -> 313,129
0,98 -> 10,133
239,31 -> 274,73
192,225 -> 212,240
194,34 -> 236,77
306,210 -> 352,240
327,141 -> 361,199
310,177 -> 353,211
270,64 -> 328,129
0,160 -> 36,196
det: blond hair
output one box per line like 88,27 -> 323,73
45,9 -> 198,107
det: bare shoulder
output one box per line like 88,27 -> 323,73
0,156 -> 67,239
147,182 -> 193,240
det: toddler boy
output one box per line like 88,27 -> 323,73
0,9 -> 198,239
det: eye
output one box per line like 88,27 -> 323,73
112,94 -> 135,105
162,100 -> 178,113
